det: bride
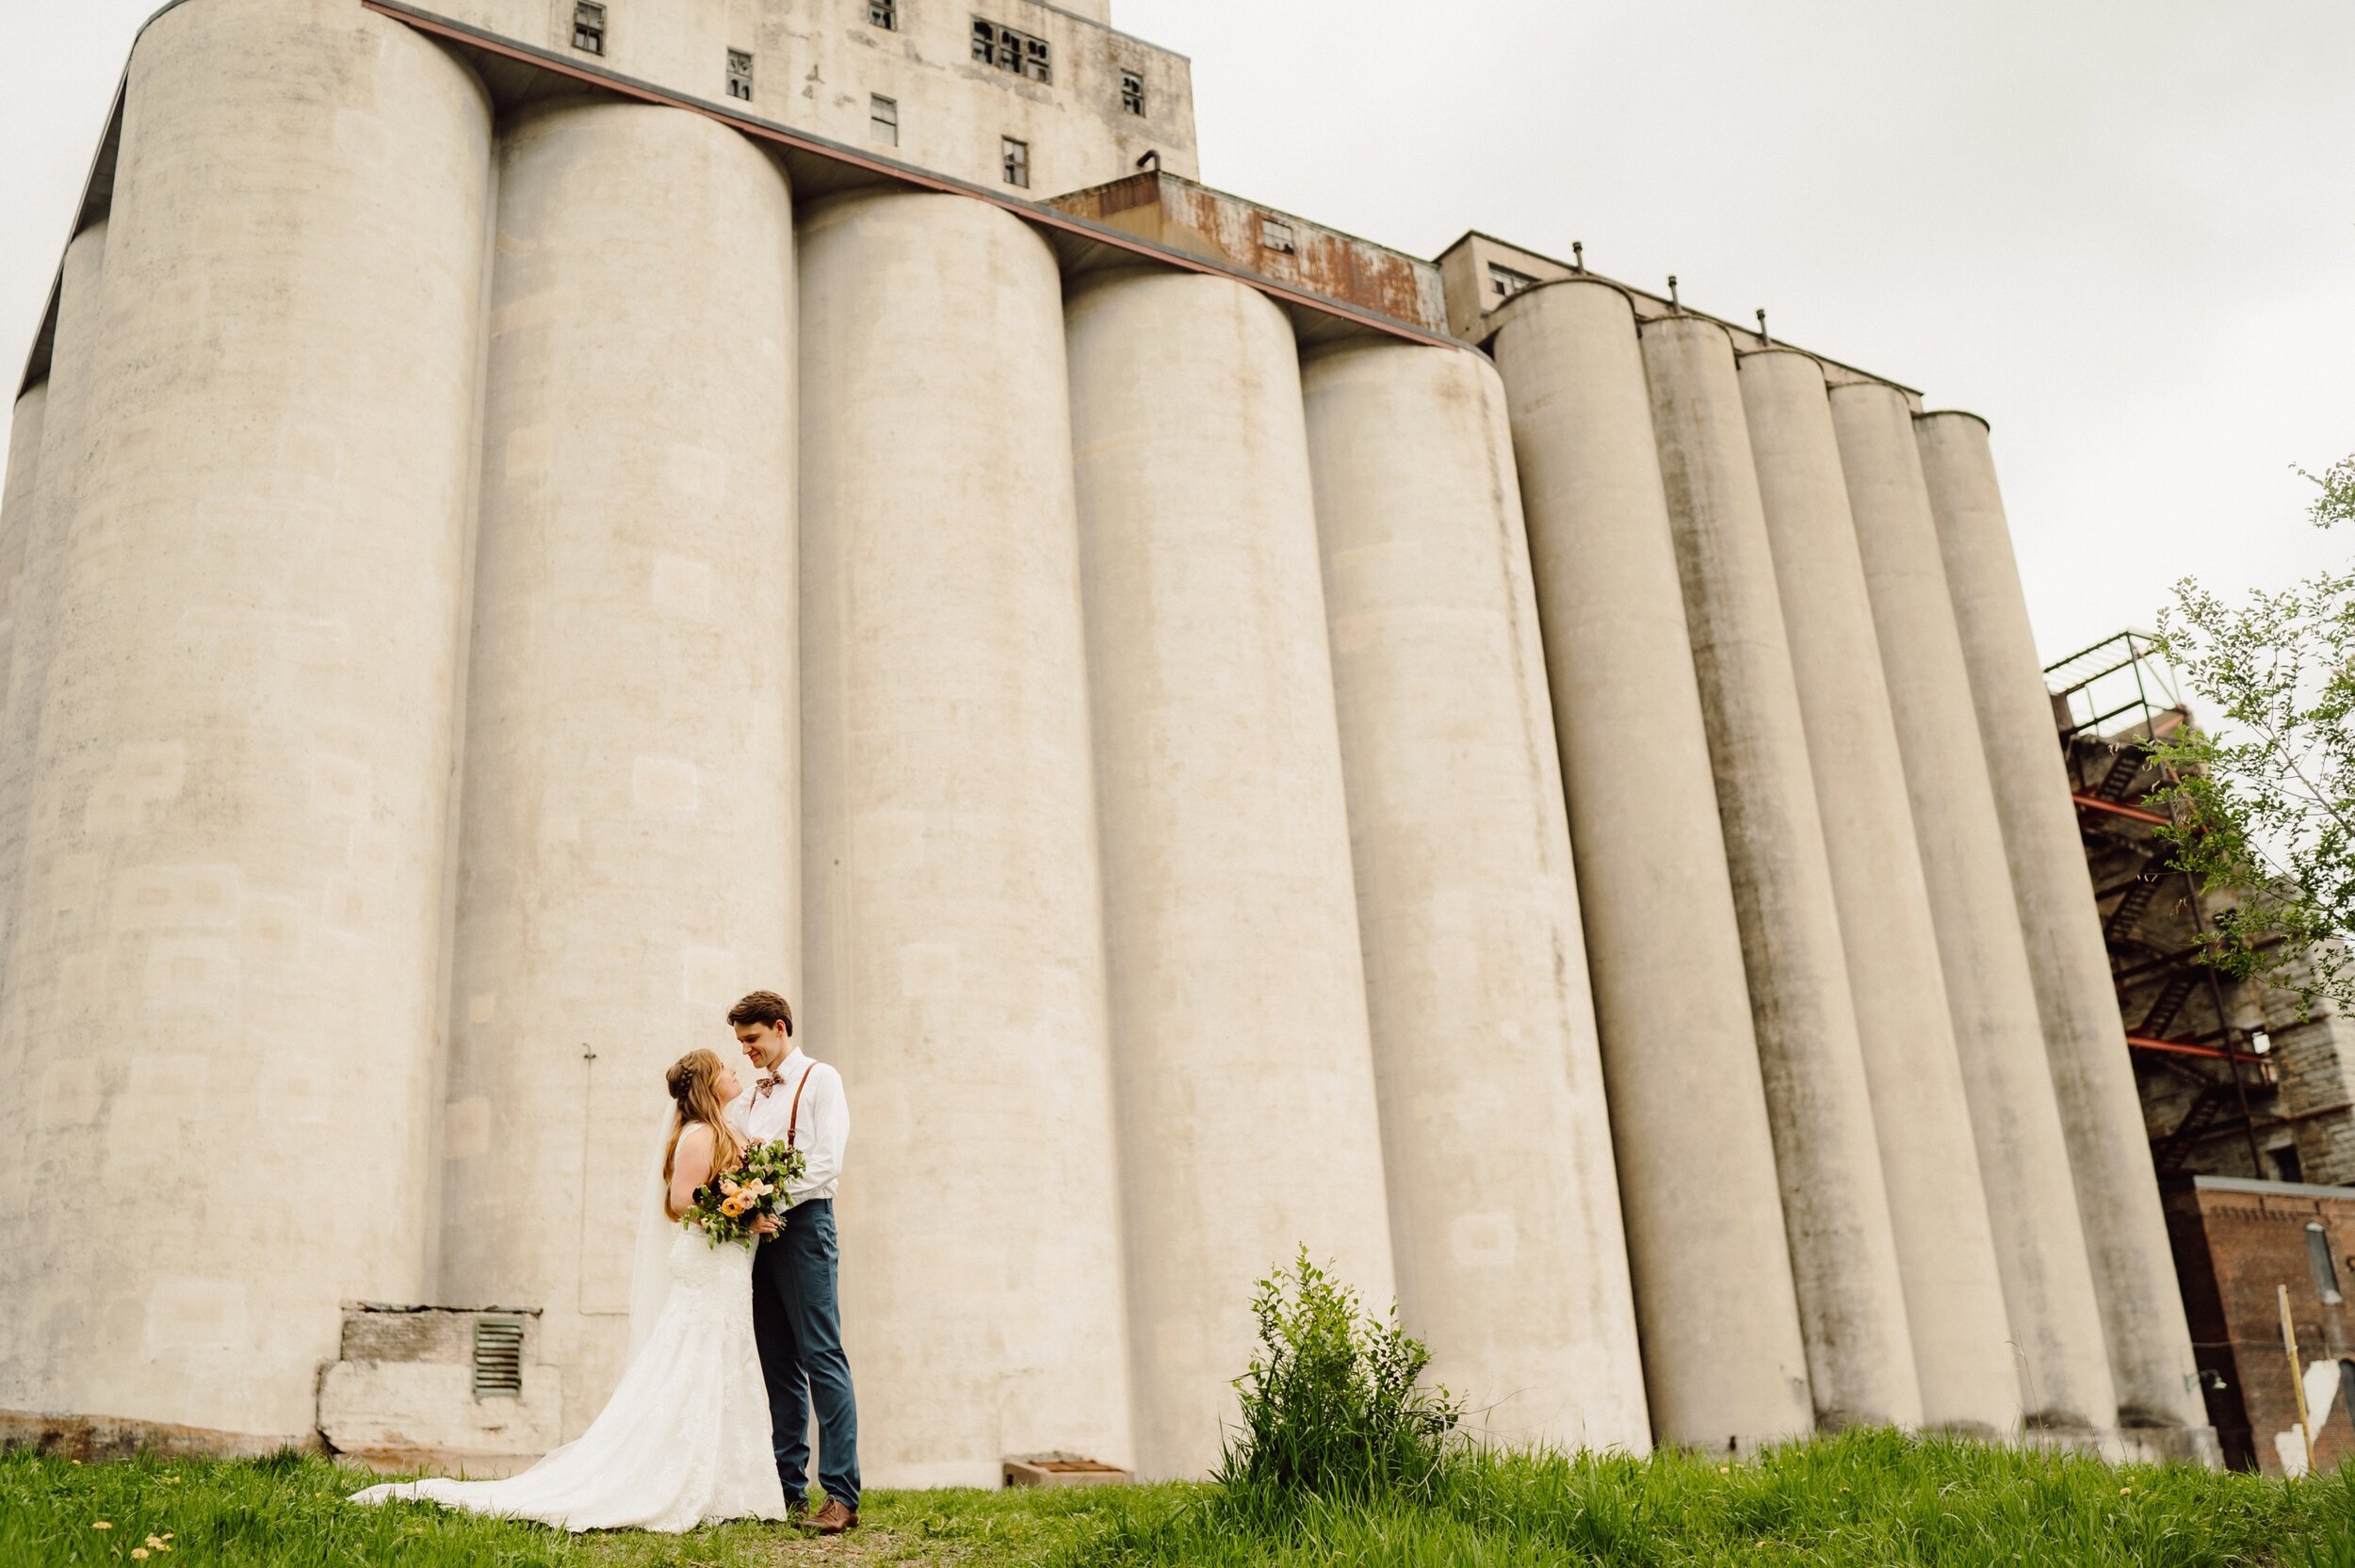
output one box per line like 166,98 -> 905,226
351,1050 -> 789,1532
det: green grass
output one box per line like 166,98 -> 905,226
4,1431 -> 2351,1568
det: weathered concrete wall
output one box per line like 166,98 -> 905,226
0,367 -> 58,1008
0,384 -> 44,785
429,0 -> 1194,196
1916,412 -> 2210,1436
799,188 -> 1134,1487
1300,338 -> 1649,1453
1067,267 -> 1396,1479
1641,316 -> 1919,1433
1830,381 -> 2119,1436
1735,349 -> 2019,1436
435,100 -> 799,1440
1489,280 -> 1812,1453
317,1306 -> 560,1474
0,0 -> 492,1437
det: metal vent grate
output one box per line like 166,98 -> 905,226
472,1318 -> 524,1399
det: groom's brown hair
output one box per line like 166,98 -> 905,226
727,990 -> 794,1036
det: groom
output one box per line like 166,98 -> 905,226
726,990 -> 861,1534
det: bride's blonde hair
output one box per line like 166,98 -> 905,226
662,1048 -> 746,1192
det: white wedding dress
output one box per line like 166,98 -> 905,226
350,1227 -> 787,1533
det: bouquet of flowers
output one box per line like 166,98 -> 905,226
681,1139 -> 809,1249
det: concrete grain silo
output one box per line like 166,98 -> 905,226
1829,382 -> 2120,1436
1734,350 -> 2020,1438
1640,316 -> 1920,1433
798,188 -> 1135,1483
1489,280 -> 1814,1453
0,0 -> 491,1439
435,98 -> 801,1439
1915,413 -> 2209,1443
1066,267 -> 1398,1479
1300,339 -> 1649,1453
0,0 -> 2220,1475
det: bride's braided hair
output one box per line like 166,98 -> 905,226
662,1048 -> 746,1192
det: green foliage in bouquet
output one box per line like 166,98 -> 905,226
680,1139 -> 808,1249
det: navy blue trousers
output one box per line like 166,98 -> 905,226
751,1198 -> 860,1511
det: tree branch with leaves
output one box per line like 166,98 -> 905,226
2148,455 -> 2355,1015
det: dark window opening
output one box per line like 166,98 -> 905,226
1491,264 -> 1538,301
572,1 -> 607,55
972,18 -> 1050,84
1002,137 -> 1031,188
726,50 -> 755,102
2309,1221 -> 2344,1304
1121,70 -> 1145,115
868,0 -> 898,28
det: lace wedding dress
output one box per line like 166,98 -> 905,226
350,1228 -> 787,1533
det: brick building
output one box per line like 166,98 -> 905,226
2166,1177 -> 2355,1474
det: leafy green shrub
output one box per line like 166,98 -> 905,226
1214,1249 -> 1461,1511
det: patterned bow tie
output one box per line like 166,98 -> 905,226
753,1073 -> 783,1101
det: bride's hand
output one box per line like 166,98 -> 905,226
750,1215 -> 781,1237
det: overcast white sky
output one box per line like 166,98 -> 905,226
6,0 -> 2348,664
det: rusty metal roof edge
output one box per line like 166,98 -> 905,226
1443,227 -> 1924,398
367,0 -> 1455,349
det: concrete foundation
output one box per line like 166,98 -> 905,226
1830,381 -> 2119,1435
0,0 -> 493,1438
1490,280 -> 1812,1453
1641,317 -> 1920,1433
1917,411 -> 2211,1436
1736,350 -> 2019,1436
434,100 -> 799,1440
1066,267 -> 1397,1479
799,189 -> 1135,1486
1300,338 -> 1649,1453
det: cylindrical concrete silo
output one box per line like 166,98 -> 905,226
0,380 -> 45,707
1066,267 -> 1397,1479
1829,381 -> 2119,1436
0,0 -> 492,1441
1736,351 -> 2019,1436
1915,411 -> 2209,1440
1639,316 -> 1920,1433
1299,338 -> 1649,1453
435,101 -> 798,1438
0,230 -> 105,1018
0,372 -> 55,984
1489,280 -> 1812,1452
798,189 -> 1134,1485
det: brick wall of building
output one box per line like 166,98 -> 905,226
2165,1177 -> 2355,1473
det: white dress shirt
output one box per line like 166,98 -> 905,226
725,1047 -> 848,1206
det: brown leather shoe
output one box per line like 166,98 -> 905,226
807,1498 -> 857,1534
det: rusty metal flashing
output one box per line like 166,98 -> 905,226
363,0 -> 1454,350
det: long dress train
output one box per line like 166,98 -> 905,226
350,1230 -> 787,1532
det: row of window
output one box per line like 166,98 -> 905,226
567,3 -> 1149,118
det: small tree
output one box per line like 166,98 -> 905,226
2149,455 -> 2355,1015
1217,1249 -> 1461,1509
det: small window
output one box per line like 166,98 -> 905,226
870,94 -> 899,147
1001,137 -> 1031,188
2276,1144 -> 2307,1185
867,0 -> 898,28
571,1 -> 607,55
1491,264 -> 1538,301
2309,1222 -> 2344,1304
726,50 -> 755,102
1121,70 -> 1145,116
972,19 -> 1049,83
1259,218 -> 1295,255
472,1317 -> 525,1399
